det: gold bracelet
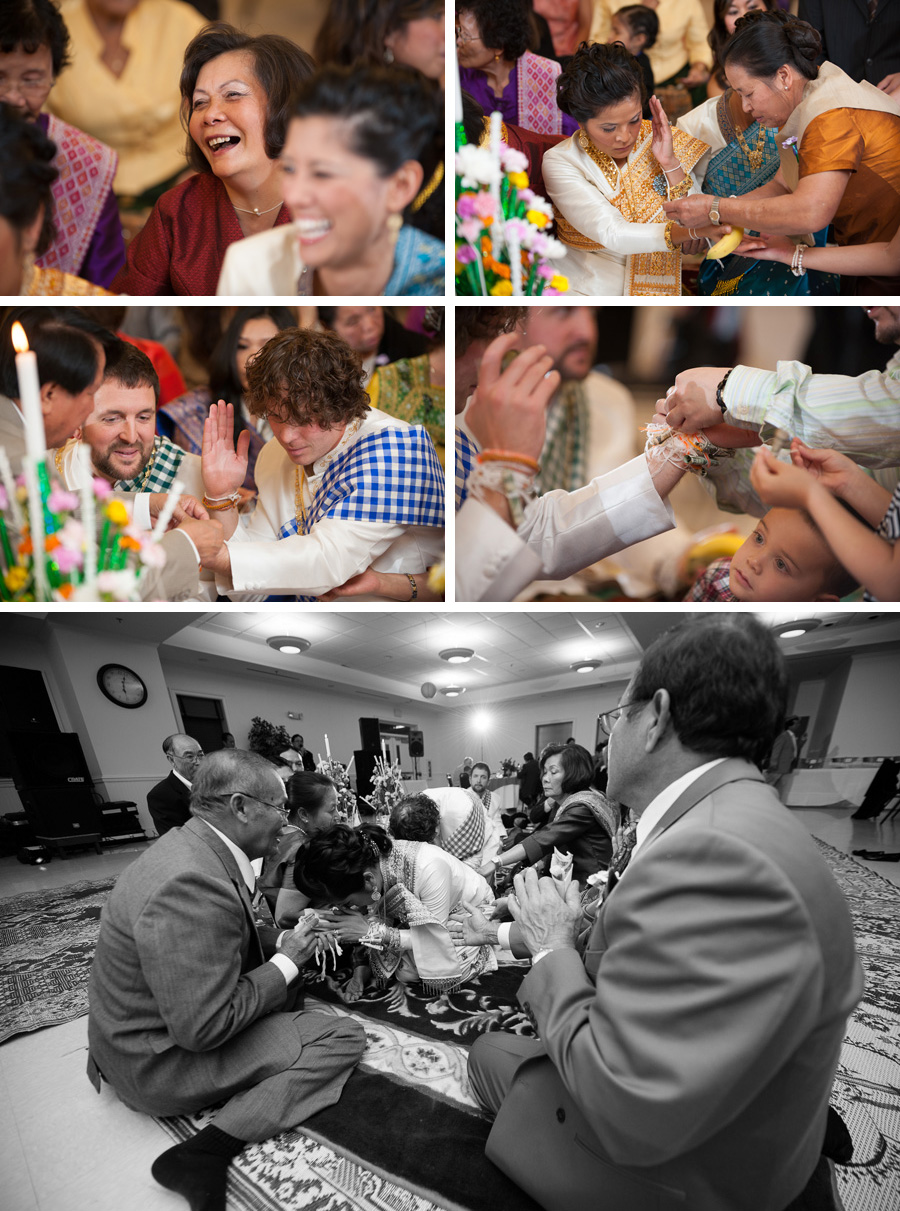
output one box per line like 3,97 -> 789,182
404,573 -> 418,601
202,495 -> 238,511
663,220 -> 677,253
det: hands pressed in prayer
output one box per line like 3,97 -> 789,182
507,867 -> 581,956
465,332 -> 560,463
201,400 -> 251,500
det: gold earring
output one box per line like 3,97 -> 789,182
387,212 -> 403,245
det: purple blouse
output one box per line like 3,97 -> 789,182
460,66 -> 579,137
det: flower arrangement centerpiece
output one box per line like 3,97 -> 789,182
455,113 -> 568,297
1,321 -> 177,603
315,755 -> 359,826
501,757 -> 519,777
367,754 -> 406,829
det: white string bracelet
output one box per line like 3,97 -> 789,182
643,421 -> 734,477
467,457 -> 539,527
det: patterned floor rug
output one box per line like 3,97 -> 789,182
1,846 -> 898,1211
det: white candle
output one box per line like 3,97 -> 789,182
11,323 -> 46,467
22,460 -> 48,601
381,739 -> 388,762
77,444 -> 97,589
454,42 -> 463,123
0,445 -> 24,530
508,226 -> 522,296
325,733 -> 331,760
150,479 -> 185,543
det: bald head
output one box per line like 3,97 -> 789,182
163,733 -> 203,781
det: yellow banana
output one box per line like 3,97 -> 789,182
706,226 -> 744,260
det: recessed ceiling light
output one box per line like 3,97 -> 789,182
440,685 -> 466,697
571,660 -> 602,673
266,635 -> 311,654
439,648 -> 475,663
773,618 -> 823,640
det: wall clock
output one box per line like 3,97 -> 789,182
96,664 -> 148,709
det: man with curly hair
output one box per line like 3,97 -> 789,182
200,326 -> 444,600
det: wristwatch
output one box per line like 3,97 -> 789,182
709,196 -> 721,224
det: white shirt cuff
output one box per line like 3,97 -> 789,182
497,922 -> 513,949
269,952 -> 299,984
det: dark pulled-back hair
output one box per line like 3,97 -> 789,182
0,0 -> 70,76
180,23 -> 316,174
102,340 -> 161,407
456,0 -> 532,62
708,0 -> 776,88
722,9 -> 820,82
294,822 -> 392,902
628,616 -> 787,768
244,327 -> 370,428
614,5 -> 659,51
286,771 -> 337,821
314,0 -> 442,68
0,103 -> 58,255
290,63 -> 442,178
557,41 -> 646,124
539,742 -> 595,796
390,793 -> 440,843
207,306 -> 296,443
0,306 -> 118,399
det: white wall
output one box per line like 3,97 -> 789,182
830,651 -> 900,757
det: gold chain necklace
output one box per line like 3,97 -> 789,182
578,129 -> 638,219
293,465 -> 308,533
734,120 -> 767,173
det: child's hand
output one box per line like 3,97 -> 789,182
789,440 -> 857,496
750,447 -> 817,509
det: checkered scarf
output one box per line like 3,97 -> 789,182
273,424 -> 443,602
115,435 -> 186,494
536,382 -> 588,495
442,789 -> 487,863
455,426 -> 478,510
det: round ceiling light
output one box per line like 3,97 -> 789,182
571,659 -> 602,673
266,636 -> 311,654
439,648 -> 475,663
773,618 -> 823,640
440,685 -> 466,697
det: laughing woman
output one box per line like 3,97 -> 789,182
216,64 -> 445,297
112,23 -> 314,295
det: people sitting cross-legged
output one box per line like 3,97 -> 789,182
87,749 -> 366,1211
294,823 -> 496,1001
146,732 -> 202,836
199,326 -> 444,601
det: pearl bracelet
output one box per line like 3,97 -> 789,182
790,243 -> 807,277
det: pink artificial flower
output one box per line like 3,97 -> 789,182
54,547 -> 84,574
518,188 -> 535,206
0,485 -> 7,509
456,243 -> 479,264
57,518 -> 85,549
472,192 -> 498,221
92,477 -> 113,499
48,487 -> 79,513
457,192 -> 479,219
139,543 -> 168,568
537,262 -> 556,281
457,218 -> 483,243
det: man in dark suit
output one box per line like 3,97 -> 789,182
517,752 -> 542,809
290,734 -> 316,771
799,0 -> 900,93
466,616 -> 863,1211
146,733 -> 203,835
88,749 -> 366,1211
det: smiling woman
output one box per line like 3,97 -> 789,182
111,23 -> 314,296
216,64 -> 444,297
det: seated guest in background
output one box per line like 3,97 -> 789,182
590,0 -> 713,104
706,0 -> 776,100
0,0 -> 125,289
490,742 -> 619,887
217,65 -> 444,296
259,772 -> 340,928
49,343 -> 212,589
664,11 -> 900,296
468,761 -> 495,814
363,305 -> 445,467
455,0 -> 579,136
454,755 -> 474,787
114,24 -> 314,295
534,0 -> 593,61
606,3 -> 660,116
314,0 -> 445,83
317,306 -> 430,387
199,327 -> 444,600
390,787 -> 504,871
159,306 -> 297,494
295,822 -> 496,997
0,104 -> 111,296
146,733 -> 202,835
45,0 -> 207,216
464,616 -> 862,1211
88,749 -> 366,1211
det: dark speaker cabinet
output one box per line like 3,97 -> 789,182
358,717 -> 382,752
18,785 -> 102,837
409,729 -> 425,758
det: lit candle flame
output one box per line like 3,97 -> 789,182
11,322 -> 29,354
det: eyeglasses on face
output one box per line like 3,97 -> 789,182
597,705 -> 634,736
221,791 -> 289,819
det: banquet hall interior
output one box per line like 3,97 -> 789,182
0,608 -> 898,1211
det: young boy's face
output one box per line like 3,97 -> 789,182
608,17 -> 646,57
728,508 -> 837,602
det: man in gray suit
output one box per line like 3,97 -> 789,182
467,616 -> 863,1211
87,749 -> 366,1211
